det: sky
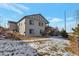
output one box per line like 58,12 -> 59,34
0,3 -> 79,32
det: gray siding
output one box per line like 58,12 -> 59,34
17,14 -> 48,36
17,19 -> 25,35
24,16 -> 46,36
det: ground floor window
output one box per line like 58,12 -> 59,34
40,29 -> 43,34
29,29 -> 34,34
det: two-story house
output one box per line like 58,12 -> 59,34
8,14 -> 49,36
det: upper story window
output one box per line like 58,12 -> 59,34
29,20 -> 34,25
42,23 -> 43,26
39,22 -> 43,26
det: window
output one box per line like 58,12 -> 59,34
40,29 -> 43,34
39,22 -> 40,26
42,23 -> 43,26
29,29 -> 34,34
29,20 -> 34,25
39,22 -> 43,26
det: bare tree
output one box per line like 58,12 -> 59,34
64,11 -> 66,31
0,16 -> 1,26
75,10 -> 79,27
0,16 -> 4,27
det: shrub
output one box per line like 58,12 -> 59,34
41,26 -> 60,37
41,26 -> 54,37
60,29 -> 68,38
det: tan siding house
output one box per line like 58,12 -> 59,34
8,14 -> 49,36
8,21 -> 18,32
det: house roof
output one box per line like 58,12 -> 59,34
17,14 -> 49,24
8,21 -> 17,24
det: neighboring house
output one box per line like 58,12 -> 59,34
8,14 -> 49,36
0,27 -> 4,34
8,21 -> 18,32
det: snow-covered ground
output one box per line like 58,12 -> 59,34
0,37 -> 76,56
28,37 -> 75,56
0,39 -> 38,56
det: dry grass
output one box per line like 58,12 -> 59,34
65,46 -> 79,56
67,34 -> 79,56
4,31 -> 45,41
64,47 -> 74,54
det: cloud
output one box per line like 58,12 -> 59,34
67,17 -> 74,21
49,17 -> 75,32
49,17 -> 74,23
49,18 -> 63,22
15,4 -> 29,11
0,3 -> 30,14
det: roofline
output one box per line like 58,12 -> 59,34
39,14 -> 49,24
17,14 -> 49,24
8,21 -> 17,24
